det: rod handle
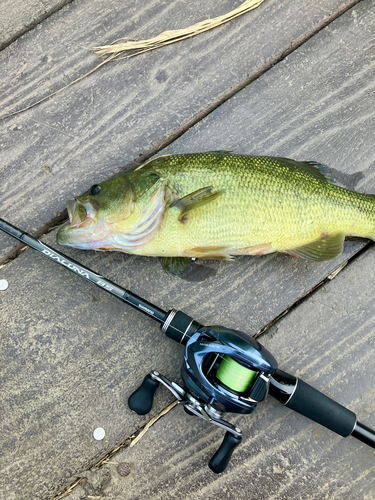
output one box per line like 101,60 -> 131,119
270,370 -> 356,437
288,378 -> 356,436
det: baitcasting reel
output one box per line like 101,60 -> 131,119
129,324 -> 278,473
129,312 -> 375,474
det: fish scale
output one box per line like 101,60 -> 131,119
57,152 -> 375,275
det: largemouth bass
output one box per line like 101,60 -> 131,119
57,152 -> 375,276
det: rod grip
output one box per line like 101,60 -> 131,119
162,310 -> 201,345
286,378 -> 356,437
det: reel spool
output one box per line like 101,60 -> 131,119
180,326 -> 277,415
216,355 -> 258,392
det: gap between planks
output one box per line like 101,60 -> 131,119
51,401 -> 178,500
0,0 -> 76,52
254,240 -> 373,339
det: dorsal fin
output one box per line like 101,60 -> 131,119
204,150 -> 232,155
134,154 -> 172,171
275,158 -> 332,183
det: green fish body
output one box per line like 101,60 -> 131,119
56,153 -> 375,275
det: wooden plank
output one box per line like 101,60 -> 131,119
0,0 -> 74,51
1,1 -> 375,499
67,245 -> 375,500
0,0 -> 360,261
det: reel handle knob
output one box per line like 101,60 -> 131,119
209,431 -> 242,474
128,374 -> 160,415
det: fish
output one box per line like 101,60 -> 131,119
56,152 -> 375,276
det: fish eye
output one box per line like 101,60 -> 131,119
90,184 -> 101,195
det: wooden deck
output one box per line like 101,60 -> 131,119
0,1 -> 374,499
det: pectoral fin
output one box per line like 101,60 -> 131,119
160,257 -> 195,277
171,187 -> 224,221
286,232 -> 345,261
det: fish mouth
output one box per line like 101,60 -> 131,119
66,199 -> 98,227
66,200 -> 87,227
56,199 -> 100,248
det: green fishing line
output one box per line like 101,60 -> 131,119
216,355 -> 257,392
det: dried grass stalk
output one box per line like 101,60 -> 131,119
94,0 -> 265,57
0,0 -> 265,120
130,400 -> 178,448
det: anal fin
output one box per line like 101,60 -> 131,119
286,232 -> 345,261
240,243 -> 272,255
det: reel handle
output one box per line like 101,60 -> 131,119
209,431 -> 242,474
128,374 -> 160,415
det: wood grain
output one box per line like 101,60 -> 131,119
0,0 -> 360,261
163,1 -> 375,191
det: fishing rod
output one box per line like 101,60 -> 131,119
1,217 -> 374,473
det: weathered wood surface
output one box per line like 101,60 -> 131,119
68,246 -> 375,500
0,0 -> 74,50
0,0 -> 360,262
0,1 -> 375,500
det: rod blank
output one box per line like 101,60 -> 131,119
0,218 -> 168,323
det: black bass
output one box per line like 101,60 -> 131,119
56,152 -> 375,276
